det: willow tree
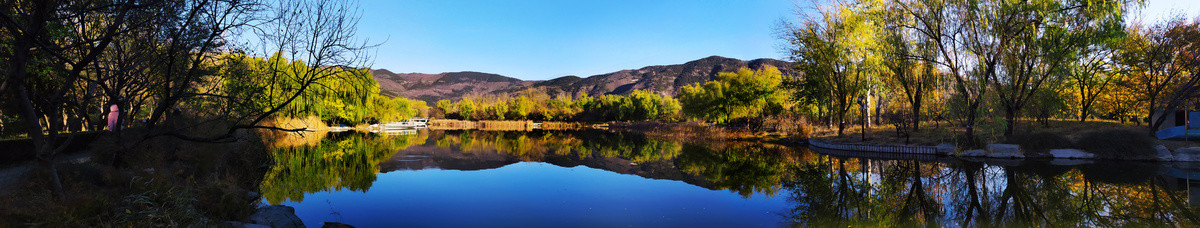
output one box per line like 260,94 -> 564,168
785,3 -> 879,136
988,0 -> 1132,136
876,1 -> 940,132
678,67 -> 787,124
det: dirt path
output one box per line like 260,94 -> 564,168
0,152 -> 92,196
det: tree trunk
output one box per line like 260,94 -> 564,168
1147,98 -> 1158,137
912,97 -> 922,132
1004,107 -> 1016,137
964,102 -> 979,144
38,158 -> 66,199
837,118 -> 846,137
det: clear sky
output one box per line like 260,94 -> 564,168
357,0 -> 1199,81
357,0 -> 797,80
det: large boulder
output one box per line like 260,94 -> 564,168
1174,147 -> 1200,162
986,144 -> 1024,158
1049,149 -> 1095,159
1156,145 -> 1175,161
249,205 -> 305,228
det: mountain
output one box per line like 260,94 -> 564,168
372,56 -> 796,104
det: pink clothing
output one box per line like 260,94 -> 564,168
107,104 -> 119,131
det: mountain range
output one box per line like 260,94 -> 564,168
371,55 -> 796,104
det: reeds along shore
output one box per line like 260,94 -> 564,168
428,119 -> 583,131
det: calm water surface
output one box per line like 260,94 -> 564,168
260,130 -> 1200,227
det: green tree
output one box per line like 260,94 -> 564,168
784,4 -> 877,136
678,67 -> 786,124
509,96 -> 534,120
458,99 -> 477,120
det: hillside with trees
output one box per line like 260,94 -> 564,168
372,56 -> 796,104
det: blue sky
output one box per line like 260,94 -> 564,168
357,0 -> 797,80
357,0 -> 1198,81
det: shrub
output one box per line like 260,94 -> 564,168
1075,130 -> 1156,160
1006,132 -> 1074,156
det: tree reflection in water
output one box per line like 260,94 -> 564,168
782,154 -> 1200,227
257,130 -> 1200,226
261,132 -> 427,204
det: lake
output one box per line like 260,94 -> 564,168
260,130 -> 1200,227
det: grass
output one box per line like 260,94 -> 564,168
1075,130 -> 1158,160
1005,132 -> 1075,157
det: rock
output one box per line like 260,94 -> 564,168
959,149 -> 987,157
322,222 -> 356,228
936,143 -> 957,156
1174,147 -> 1200,162
1048,149 -> 1095,159
985,144 -> 1024,158
246,191 -> 261,201
249,205 -> 305,228
1155,145 -> 1174,161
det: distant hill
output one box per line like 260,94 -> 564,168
372,56 -> 796,104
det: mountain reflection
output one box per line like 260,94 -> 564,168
260,130 -> 1200,226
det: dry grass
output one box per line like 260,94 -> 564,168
428,119 -> 477,130
258,116 -> 328,148
538,122 -> 583,130
477,120 -> 535,131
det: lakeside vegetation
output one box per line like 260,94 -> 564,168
781,0 -> 1200,148
0,0 -> 423,225
0,0 -> 1197,226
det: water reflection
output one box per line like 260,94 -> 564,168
261,132 -> 427,204
785,152 -> 1200,227
260,130 -> 1200,226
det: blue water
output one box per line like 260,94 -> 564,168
261,130 -> 1200,227
275,162 -> 789,227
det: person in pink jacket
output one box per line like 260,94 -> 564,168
107,104 -> 119,131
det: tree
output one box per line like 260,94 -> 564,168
0,0 -> 174,199
989,0 -> 1129,136
893,0 -> 1025,141
509,96 -> 533,120
678,67 -> 787,124
785,3 -> 877,136
1121,17 -> 1200,135
435,99 -> 455,118
1067,41 -> 1122,122
0,0 -> 373,199
877,5 -> 939,132
458,99 -> 476,120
